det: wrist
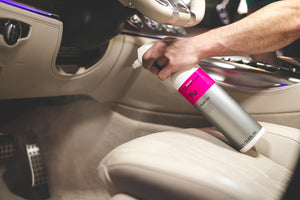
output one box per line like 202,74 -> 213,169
193,29 -> 227,59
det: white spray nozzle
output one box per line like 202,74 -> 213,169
132,59 -> 142,69
132,41 -> 155,69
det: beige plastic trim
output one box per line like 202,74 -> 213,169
0,2 -> 125,99
97,36 -> 300,115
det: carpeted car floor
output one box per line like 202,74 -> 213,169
0,96 -> 180,200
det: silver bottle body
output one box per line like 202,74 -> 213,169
193,83 -> 264,151
135,43 -> 264,152
171,66 -> 264,152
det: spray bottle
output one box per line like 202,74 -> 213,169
133,42 -> 265,153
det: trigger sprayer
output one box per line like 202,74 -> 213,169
133,42 -> 265,153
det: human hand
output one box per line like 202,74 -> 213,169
142,36 -> 202,81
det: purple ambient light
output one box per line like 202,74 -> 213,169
0,0 -> 55,18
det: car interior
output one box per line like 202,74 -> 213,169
0,0 -> 299,200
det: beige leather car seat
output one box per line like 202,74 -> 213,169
98,122 -> 300,200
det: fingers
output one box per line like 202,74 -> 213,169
141,36 -> 201,81
142,37 -> 178,80
142,40 -> 167,71
158,66 -> 173,81
142,46 -> 155,71
152,56 -> 168,72
153,61 -> 164,71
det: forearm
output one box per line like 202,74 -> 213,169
197,0 -> 300,58
142,0 -> 300,80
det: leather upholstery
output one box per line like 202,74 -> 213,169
98,122 -> 300,200
111,194 -> 139,200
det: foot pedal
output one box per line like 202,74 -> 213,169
3,131 -> 50,199
0,132 -> 15,159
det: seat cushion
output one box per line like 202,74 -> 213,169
98,122 -> 300,200
111,194 -> 139,200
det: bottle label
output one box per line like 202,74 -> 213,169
178,68 -> 215,105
